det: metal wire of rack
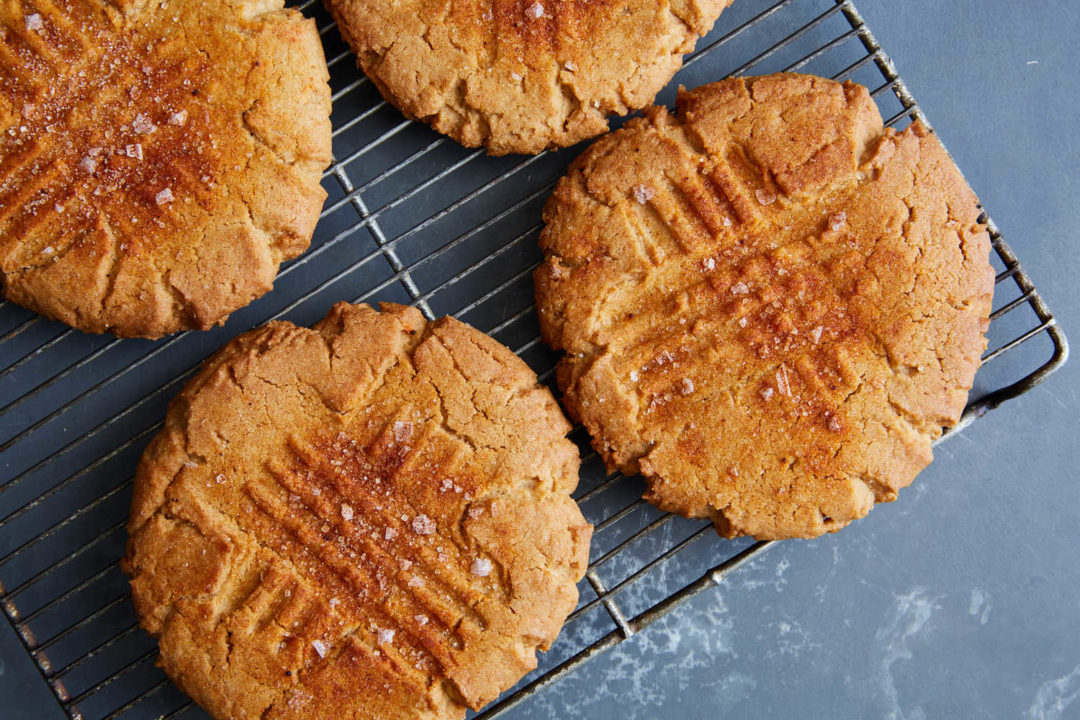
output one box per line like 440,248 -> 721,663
0,0 -> 1068,719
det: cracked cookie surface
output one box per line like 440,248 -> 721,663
0,0 -> 331,337
122,302 -> 591,720
326,0 -> 731,155
535,73 -> 994,540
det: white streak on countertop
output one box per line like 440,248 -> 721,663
968,588 -> 992,625
1026,664 -> 1080,720
875,588 -> 939,720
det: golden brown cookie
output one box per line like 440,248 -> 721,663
535,74 -> 994,540
326,0 -> 732,155
0,0 -> 332,338
122,302 -> 591,720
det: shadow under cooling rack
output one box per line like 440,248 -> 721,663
0,1 -> 1068,719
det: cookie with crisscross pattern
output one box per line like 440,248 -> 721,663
0,0 -> 332,337
536,74 -> 994,539
327,0 -> 732,155
123,302 -> 591,719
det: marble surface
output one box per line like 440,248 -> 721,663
1,2 -> 1077,719
499,2 -> 1080,718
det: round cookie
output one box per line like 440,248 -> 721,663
326,0 -> 732,155
122,302 -> 591,720
0,0 -> 332,338
535,74 -> 994,540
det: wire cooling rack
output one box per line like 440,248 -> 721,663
0,1 -> 1069,718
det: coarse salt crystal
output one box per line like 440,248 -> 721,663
723,216 -> 733,227
42,245 -> 54,255
25,13 -> 43,31
329,598 -> 340,608
760,387 -> 774,401
632,184 -> 655,204
829,210 -> 847,231
738,317 -> 748,328
393,420 -> 413,443
467,506 -> 484,519
411,514 -> 435,535
525,2 -> 544,19
168,110 -> 188,127
155,188 -> 174,205
400,559 -> 413,570
312,639 -> 328,658
811,325 -> 823,343
415,614 -> 429,626
54,203 -> 64,213
79,156 -> 98,174
384,526 -> 398,540
755,188 -> 777,205
377,628 -> 395,644
656,350 -> 675,365
471,558 -> 493,577
630,370 -> 640,382
133,113 -> 156,134
827,414 -> 843,432
776,365 -> 791,396
681,378 -> 694,395
126,143 -> 143,160
440,478 -> 454,492
214,473 -> 226,484
564,60 -> 577,71
731,281 -> 749,295
407,576 -> 423,588
702,257 -> 716,271
340,503 -> 354,521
